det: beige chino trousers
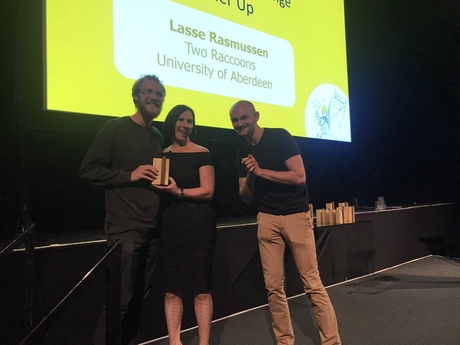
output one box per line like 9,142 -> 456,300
257,212 -> 341,345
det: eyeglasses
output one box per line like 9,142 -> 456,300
140,88 -> 165,99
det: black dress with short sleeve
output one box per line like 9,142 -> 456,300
159,151 -> 217,294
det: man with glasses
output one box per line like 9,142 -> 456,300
80,74 -> 166,345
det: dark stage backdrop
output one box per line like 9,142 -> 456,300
1,0 -> 459,234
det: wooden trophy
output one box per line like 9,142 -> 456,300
152,156 -> 170,186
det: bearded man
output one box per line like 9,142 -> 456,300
80,74 -> 166,345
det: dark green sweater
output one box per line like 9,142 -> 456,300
80,116 -> 163,229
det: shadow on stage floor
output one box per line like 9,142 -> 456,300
145,255 -> 460,345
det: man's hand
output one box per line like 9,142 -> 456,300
241,154 -> 260,176
242,154 -> 306,186
131,165 -> 159,182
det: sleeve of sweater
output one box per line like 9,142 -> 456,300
79,120 -> 132,186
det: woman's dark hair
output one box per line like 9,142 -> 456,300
162,104 -> 197,139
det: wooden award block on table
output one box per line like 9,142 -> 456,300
328,210 -> 335,225
326,202 -> 335,210
322,210 -> 328,226
335,207 -> 344,224
344,206 -> 355,224
152,157 -> 170,186
316,209 -> 324,227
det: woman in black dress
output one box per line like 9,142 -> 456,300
153,105 -> 216,345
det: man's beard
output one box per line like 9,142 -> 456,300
138,101 -> 161,120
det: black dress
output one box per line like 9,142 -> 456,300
159,151 -> 217,294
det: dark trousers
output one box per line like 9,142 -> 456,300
94,223 -> 161,345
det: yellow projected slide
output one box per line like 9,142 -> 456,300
46,0 -> 350,141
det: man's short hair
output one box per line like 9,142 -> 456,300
131,74 -> 166,106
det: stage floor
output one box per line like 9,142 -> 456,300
145,255 -> 460,345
